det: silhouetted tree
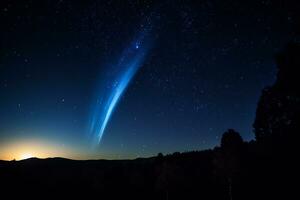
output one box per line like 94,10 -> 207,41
155,152 -> 164,164
215,129 -> 244,200
157,152 -> 164,158
221,129 -> 243,151
253,42 -> 300,151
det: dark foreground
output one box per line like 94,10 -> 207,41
0,145 -> 296,199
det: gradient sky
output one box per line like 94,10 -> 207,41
0,0 -> 298,160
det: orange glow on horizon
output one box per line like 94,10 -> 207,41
0,139 -> 97,161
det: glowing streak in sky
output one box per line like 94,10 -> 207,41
89,24 -> 152,144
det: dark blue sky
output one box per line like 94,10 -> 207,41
0,0 -> 297,160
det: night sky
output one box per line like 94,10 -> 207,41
0,0 -> 297,160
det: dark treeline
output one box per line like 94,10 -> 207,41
0,42 -> 299,199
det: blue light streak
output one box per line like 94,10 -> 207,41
89,26 -> 152,144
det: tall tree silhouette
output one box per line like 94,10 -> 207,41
221,129 -> 243,151
215,129 -> 244,200
253,42 -> 300,150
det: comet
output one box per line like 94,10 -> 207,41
89,22 -> 153,145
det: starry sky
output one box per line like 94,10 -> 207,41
0,0 -> 298,160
